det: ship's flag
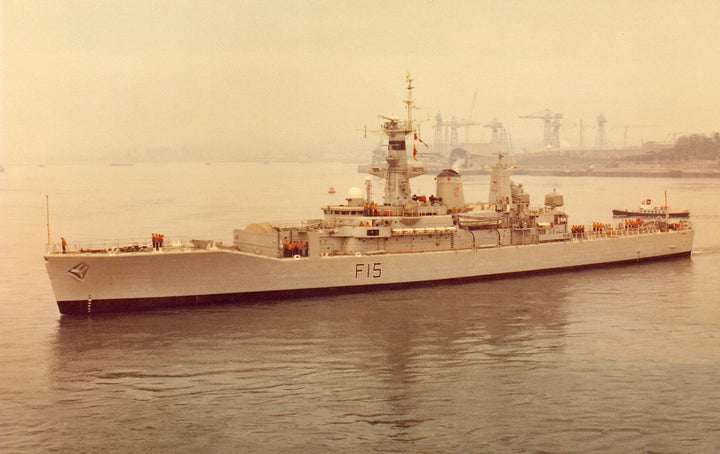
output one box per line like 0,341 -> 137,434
413,144 -> 418,160
414,133 -> 429,148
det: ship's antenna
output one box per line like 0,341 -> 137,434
404,72 -> 414,133
46,194 -> 51,247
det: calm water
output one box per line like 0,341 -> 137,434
1,162 -> 719,452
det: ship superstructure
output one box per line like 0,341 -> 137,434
233,75 -> 571,259
44,76 -> 694,314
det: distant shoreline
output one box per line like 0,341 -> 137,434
516,168 -> 720,178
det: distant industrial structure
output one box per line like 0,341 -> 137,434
358,95 -> 679,177
596,113 -> 607,149
483,118 -> 510,150
428,112 -> 511,170
519,109 -> 563,148
431,113 -> 481,157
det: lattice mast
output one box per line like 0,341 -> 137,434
368,74 -> 425,205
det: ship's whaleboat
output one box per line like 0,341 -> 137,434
44,76 -> 694,314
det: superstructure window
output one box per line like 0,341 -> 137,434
389,140 -> 406,150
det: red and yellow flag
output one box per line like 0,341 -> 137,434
414,133 -> 429,148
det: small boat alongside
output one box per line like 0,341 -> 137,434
613,193 -> 689,218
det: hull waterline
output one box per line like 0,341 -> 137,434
53,251 -> 692,315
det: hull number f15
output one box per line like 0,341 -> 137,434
355,262 -> 382,279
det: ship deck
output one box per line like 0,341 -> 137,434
46,221 -> 693,259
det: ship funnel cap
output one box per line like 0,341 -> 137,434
436,169 -> 461,178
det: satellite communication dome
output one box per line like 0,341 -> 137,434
347,187 -> 363,199
346,187 -> 364,207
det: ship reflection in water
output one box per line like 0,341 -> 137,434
48,274 -> 569,451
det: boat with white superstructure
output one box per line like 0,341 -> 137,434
612,194 -> 690,218
44,75 -> 694,314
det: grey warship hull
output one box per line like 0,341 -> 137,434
46,228 -> 693,314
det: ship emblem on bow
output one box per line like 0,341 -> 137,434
67,262 -> 89,281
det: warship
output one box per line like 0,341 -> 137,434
44,76 -> 694,314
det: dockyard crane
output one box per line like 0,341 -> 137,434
432,115 -> 482,152
596,113 -> 607,150
482,118 -> 510,150
551,119 -> 562,147
433,112 -> 445,156
482,118 -> 503,143
519,109 -> 563,148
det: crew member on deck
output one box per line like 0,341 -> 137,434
61,237 -> 67,253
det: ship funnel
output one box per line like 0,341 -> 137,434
488,154 -> 515,207
435,169 -> 465,211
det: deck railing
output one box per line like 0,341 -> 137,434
572,221 -> 692,241
46,237 -> 225,254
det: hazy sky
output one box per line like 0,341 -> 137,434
2,0 -> 719,163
